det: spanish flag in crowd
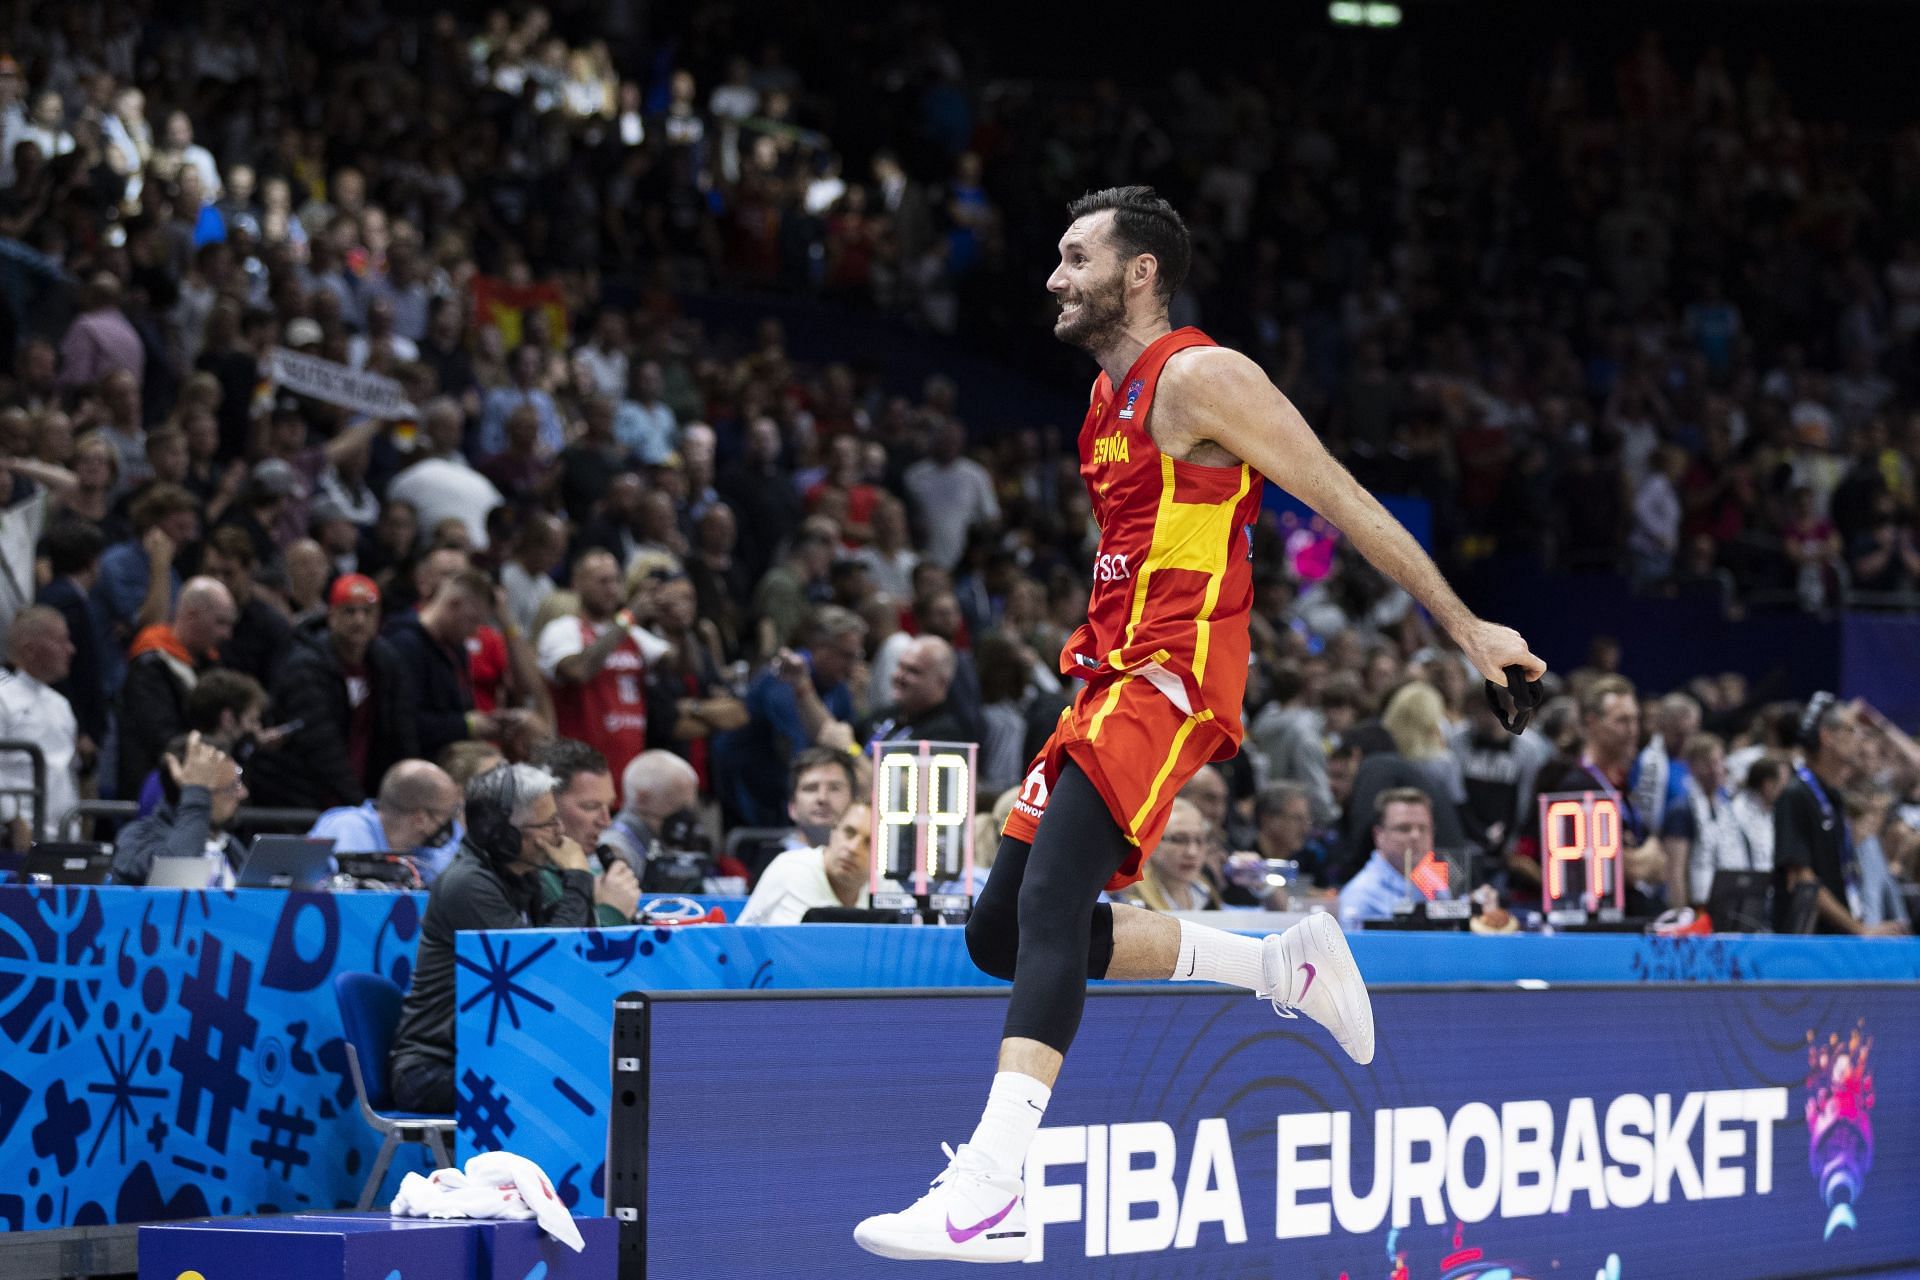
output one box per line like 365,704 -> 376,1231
472,276 -> 569,349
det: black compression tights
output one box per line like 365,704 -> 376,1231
964,760 -> 1129,1054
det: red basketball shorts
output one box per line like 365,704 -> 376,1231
1001,672 -> 1232,891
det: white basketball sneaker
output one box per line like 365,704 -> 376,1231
1262,911 -> 1376,1065
854,1142 -> 1028,1263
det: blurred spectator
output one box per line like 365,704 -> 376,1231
1776,696 -> 1898,935
861,634 -> 969,751
58,277 -> 144,396
736,799 -> 881,924
1732,757 -> 1788,872
35,521 -> 108,755
615,361 -> 678,464
538,549 -> 669,791
1850,787 -> 1912,931
386,399 -> 505,550
717,607 -> 865,826
500,513 -> 565,635
529,738 -> 639,926
1253,781 -> 1322,886
110,732 -> 246,887
599,748 -> 700,883
1338,788 -> 1438,930
1633,692 -> 1702,840
1676,733 -> 1748,907
644,571 -> 749,781
115,575 -> 235,799
307,760 -> 462,883
199,525 -> 289,686
247,574 -> 417,812
478,344 -> 565,458
0,607 -> 78,836
751,524 -> 833,656
1248,662 -> 1335,826
902,421 -> 998,570
1451,695 -> 1552,855
383,568 -> 496,762
1117,798 -> 1220,912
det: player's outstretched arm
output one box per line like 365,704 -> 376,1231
1162,347 -> 1545,686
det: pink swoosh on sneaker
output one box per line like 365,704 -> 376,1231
1297,961 -> 1317,1001
946,1198 -> 1018,1243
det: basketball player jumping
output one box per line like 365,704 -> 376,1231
855,187 -> 1546,1262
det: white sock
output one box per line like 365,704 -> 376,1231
965,1071 -> 1052,1174
1171,919 -> 1268,993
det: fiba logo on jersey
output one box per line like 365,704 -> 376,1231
1116,379 -> 1144,419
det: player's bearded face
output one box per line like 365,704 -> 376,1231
1054,259 -> 1128,350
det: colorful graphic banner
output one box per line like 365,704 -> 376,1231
616,985 -> 1920,1279
0,886 -> 431,1231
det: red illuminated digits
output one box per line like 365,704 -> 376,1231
1588,798 -> 1621,909
1544,799 -> 1586,903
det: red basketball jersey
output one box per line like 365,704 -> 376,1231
1063,326 -> 1264,755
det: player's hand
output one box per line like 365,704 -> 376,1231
1457,619 -> 1546,687
595,858 -> 641,918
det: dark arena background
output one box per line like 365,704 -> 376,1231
2,0 -> 1920,1277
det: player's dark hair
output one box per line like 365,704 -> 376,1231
1067,185 -> 1190,303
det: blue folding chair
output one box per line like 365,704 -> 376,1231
333,971 -> 457,1210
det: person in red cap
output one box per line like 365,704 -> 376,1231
245,571 -> 421,812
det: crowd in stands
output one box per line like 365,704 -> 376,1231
0,1 -> 1915,954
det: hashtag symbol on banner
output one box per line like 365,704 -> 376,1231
456,1069 -> 515,1151
249,1094 -> 316,1178
168,936 -> 259,1153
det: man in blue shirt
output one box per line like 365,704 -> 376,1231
308,759 -> 463,884
476,343 -> 565,457
712,605 -> 866,827
1338,787 -> 1438,931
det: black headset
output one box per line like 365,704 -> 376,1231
465,763 -> 542,874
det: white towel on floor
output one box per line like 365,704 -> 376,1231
391,1151 -> 587,1251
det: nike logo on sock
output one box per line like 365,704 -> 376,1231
1297,961 -> 1317,1001
1025,1099 -> 1044,1112
1184,952 -> 1197,978
947,1198 -> 1018,1243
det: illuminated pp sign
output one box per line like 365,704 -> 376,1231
870,740 -> 978,897
1537,790 -> 1626,917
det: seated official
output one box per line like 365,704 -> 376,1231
1115,799 -> 1223,913
529,737 -> 639,926
599,749 -> 700,878
307,759 -> 463,884
777,744 -> 859,854
737,800 -> 888,925
388,764 -> 596,1113
134,668 -> 267,816
110,732 -> 247,887
1337,787 -> 1442,931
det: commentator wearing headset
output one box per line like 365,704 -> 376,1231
388,762 -> 596,1112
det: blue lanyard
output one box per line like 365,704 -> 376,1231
1581,759 -> 1646,844
1795,764 -> 1858,884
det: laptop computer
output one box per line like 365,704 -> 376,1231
148,855 -> 217,888
1707,869 -> 1773,934
24,842 -> 114,885
237,836 -> 337,891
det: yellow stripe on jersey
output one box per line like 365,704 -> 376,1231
1122,454 -> 1252,670
1190,464 -> 1251,684
1085,675 -> 1134,742
1128,708 -> 1215,837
